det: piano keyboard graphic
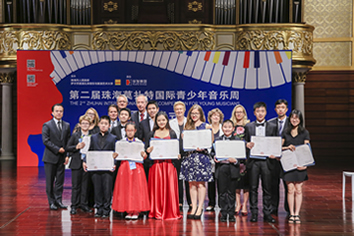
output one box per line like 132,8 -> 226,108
50,50 -> 292,89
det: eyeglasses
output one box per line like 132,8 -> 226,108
191,113 -> 200,116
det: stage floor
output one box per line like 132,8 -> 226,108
0,159 -> 353,236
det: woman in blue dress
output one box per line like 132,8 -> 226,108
180,104 -> 213,220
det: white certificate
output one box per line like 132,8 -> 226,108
183,129 -> 212,150
250,136 -> 282,158
150,139 -> 179,160
86,151 -> 114,171
115,140 -> 144,163
215,140 -> 246,160
80,135 -> 91,154
281,144 -> 315,172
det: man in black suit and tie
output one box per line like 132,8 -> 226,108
108,104 -> 119,132
131,94 -> 148,125
138,100 -> 159,179
42,104 -> 71,210
245,102 -> 277,223
268,99 -> 290,216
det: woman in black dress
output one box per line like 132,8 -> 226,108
230,104 -> 250,216
282,110 -> 310,224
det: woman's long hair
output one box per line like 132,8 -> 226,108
285,109 -> 305,134
184,104 -> 206,130
153,111 -> 171,131
230,104 -> 250,127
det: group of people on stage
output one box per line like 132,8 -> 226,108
42,95 -> 311,224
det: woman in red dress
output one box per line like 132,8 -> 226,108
146,111 -> 182,220
112,121 -> 150,220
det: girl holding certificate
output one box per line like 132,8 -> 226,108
282,110 -> 310,224
230,104 -> 250,216
112,121 -> 150,220
180,104 -> 213,220
146,111 -> 182,220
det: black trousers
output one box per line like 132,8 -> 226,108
249,159 -> 272,216
71,167 -> 90,209
44,160 -> 65,205
91,171 -> 113,215
208,173 -> 216,206
217,164 -> 238,217
174,159 -> 191,205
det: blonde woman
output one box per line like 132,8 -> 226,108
231,104 -> 250,216
180,104 -> 213,220
205,108 -> 224,211
72,108 -> 100,135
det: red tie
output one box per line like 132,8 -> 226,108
140,113 -> 144,122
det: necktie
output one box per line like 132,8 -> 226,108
140,113 -> 144,122
256,123 -> 264,127
57,121 -> 62,133
278,120 -> 284,136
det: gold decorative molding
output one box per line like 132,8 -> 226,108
0,71 -> 16,84
292,71 -> 308,83
235,24 -> 316,68
189,19 -> 202,24
104,19 -> 118,24
0,31 -> 18,54
188,1 -> 203,12
19,31 -> 71,50
103,1 -> 118,12
92,31 -> 215,50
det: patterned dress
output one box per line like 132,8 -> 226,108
180,123 -> 213,182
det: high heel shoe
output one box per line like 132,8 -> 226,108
241,211 -> 248,216
187,209 -> 197,219
194,209 -> 204,220
235,204 -> 242,215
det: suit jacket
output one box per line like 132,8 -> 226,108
131,110 -> 148,125
212,135 -> 241,180
244,121 -> 277,170
138,118 -> 153,144
268,116 -> 289,137
110,123 -> 124,140
88,132 -> 117,152
42,119 -> 71,164
66,131 -> 85,170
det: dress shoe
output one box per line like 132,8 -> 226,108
80,206 -> 93,213
94,213 -> 102,218
264,215 -> 276,223
194,209 -> 203,220
56,202 -> 68,209
220,215 -> 227,222
49,203 -> 58,210
205,206 -> 214,212
229,215 -> 236,222
101,214 -> 109,218
250,214 -> 258,222
70,208 -> 77,215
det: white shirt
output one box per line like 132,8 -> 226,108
255,121 -> 266,136
149,117 -> 154,131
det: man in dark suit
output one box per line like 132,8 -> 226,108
42,104 -> 71,210
108,104 -> 119,131
245,102 -> 278,223
138,100 -> 159,179
83,115 -> 117,218
131,94 -> 148,125
268,99 -> 290,216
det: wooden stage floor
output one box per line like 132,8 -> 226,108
0,159 -> 353,236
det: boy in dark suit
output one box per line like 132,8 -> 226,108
66,114 -> 93,214
214,120 -> 254,222
83,115 -> 117,218
42,103 -> 71,210
245,102 -> 277,223
268,99 -> 290,216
